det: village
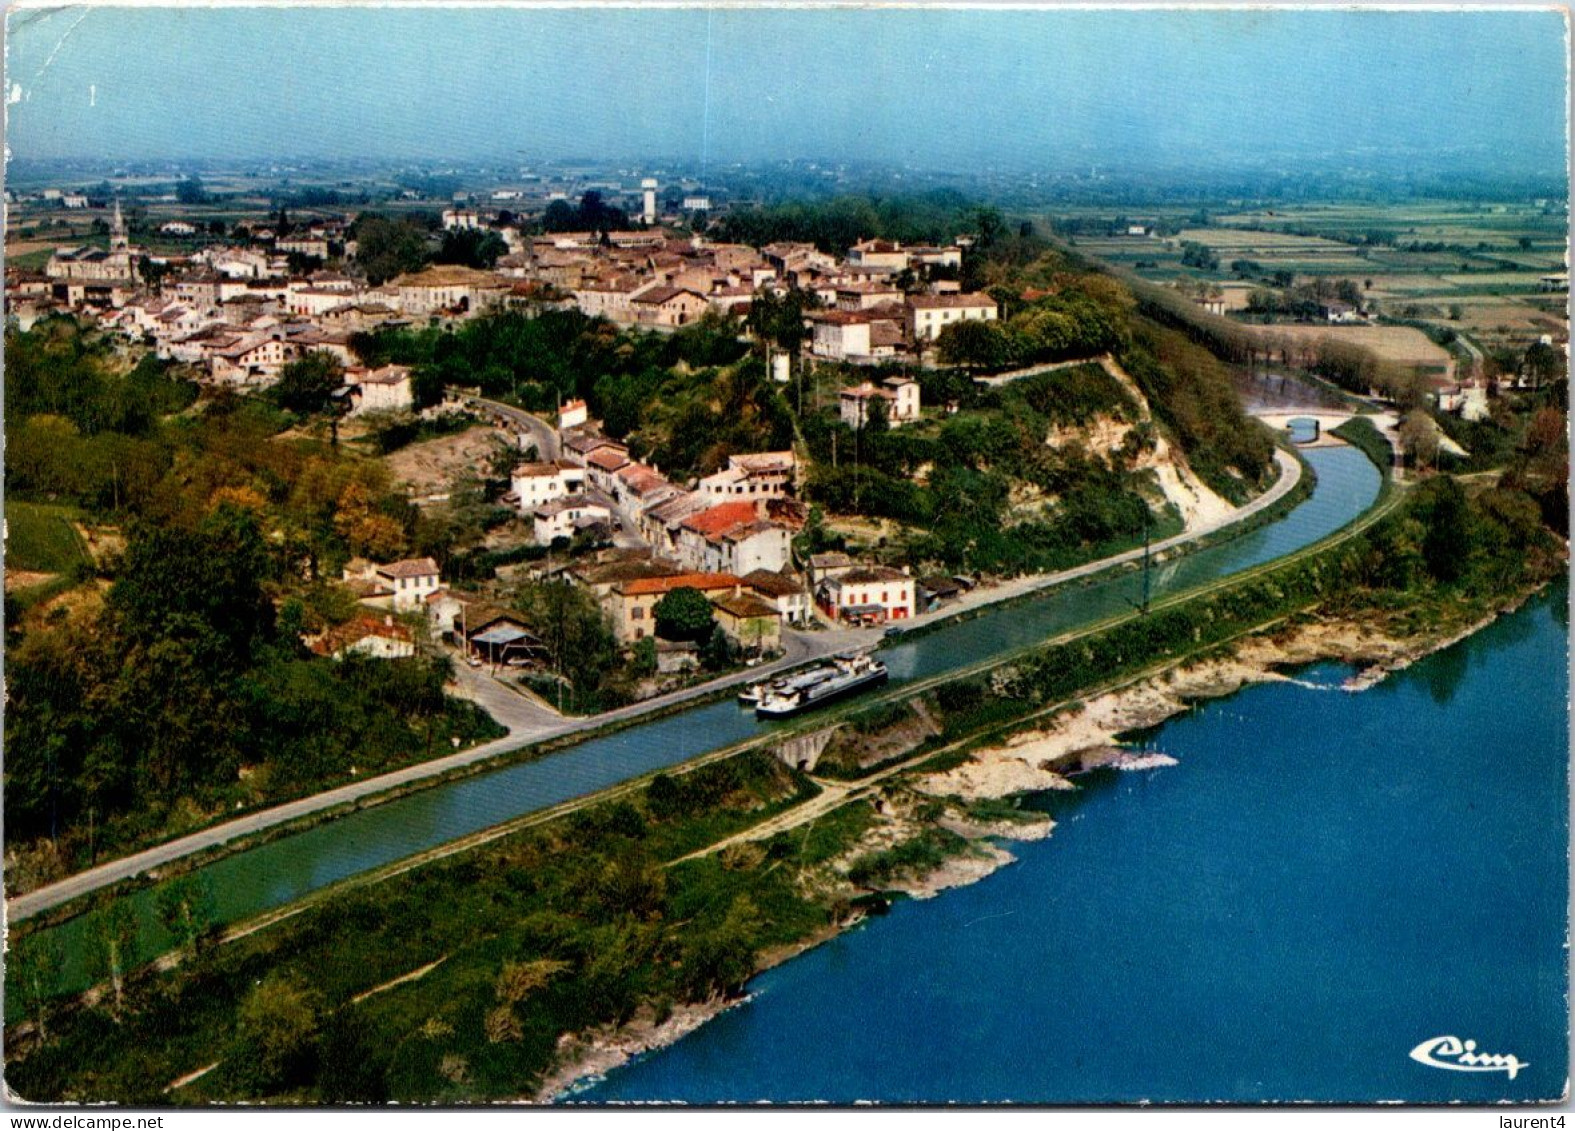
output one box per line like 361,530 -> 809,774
6,179 -> 996,380
5,182 -> 1005,715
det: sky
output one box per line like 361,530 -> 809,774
3,5 -> 1568,173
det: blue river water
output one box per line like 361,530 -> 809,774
30,446 -> 1381,1002
582,582 -> 1569,1104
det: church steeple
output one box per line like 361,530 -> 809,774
110,196 -> 128,252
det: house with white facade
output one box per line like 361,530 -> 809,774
839,376 -> 921,428
509,460 -> 586,514
347,364 -> 415,416
847,239 -> 911,273
808,310 -> 906,363
534,497 -> 612,545
908,293 -> 998,342
742,569 -> 812,626
815,565 -> 916,625
343,557 -> 443,612
309,614 -> 416,660
695,451 -> 796,503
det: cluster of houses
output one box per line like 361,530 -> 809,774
313,398 -> 938,671
505,399 -> 806,575
8,196 -> 999,386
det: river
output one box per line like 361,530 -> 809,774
29,445 -> 1382,1002
581,581 -> 1568,1104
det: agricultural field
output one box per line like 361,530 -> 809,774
4,501 -> 92,581
1057,199 -> 1568,358
1243,323 -> 1456,376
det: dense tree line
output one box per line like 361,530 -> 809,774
934,274 -> 1129,370
713,190 -> 983,254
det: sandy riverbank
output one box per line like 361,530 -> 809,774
913,594 -> 1540,804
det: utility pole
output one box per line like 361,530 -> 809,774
1127,507 -> 1152,617
1139,507 -> 1152,615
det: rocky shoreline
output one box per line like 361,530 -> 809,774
531,587 -> 1545,1103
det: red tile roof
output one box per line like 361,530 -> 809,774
681,501 -> 761,538
619,572 -> 741,597
377,557 -> 440,579
587,448 -> 631,472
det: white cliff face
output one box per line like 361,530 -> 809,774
1038,355 -> 1236,533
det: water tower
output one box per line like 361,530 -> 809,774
641,178 -> 658,225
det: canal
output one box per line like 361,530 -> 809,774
26,444 -> 1383,1001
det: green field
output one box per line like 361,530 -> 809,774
1052,199 -> 1568,355
5,501 -> 90,574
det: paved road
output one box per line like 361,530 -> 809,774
464,395 -> 559,461
5,446 -> 1303,921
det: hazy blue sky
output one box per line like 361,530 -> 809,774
4,6 -> 1567,171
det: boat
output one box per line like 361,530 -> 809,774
755,652 -> 889,719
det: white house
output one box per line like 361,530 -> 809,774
695,451 -> 796,503
816,566 -> 916,625
347,364 -> 415,416
907,293 -> 998,342
277,236 -> 331,259
510,460 -> 586,514
846,238 -> 910,273
839,377 -> 921,428
209,334 -> 298,386
743,569 -> 812,626
533,497 -> 612,545
310,614 -> 416,660
676,502 -> 793,576
345,557 -> 443,611
808,310 -> 905,363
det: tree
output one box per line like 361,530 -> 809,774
631,635 -> 658,676
332,480 -> 407,560
352,215 -> 430,285
273,350 -> 344,416
652,586 -> 716,643
436,228 -> 509,270
138,258 -> 173,289
1398,409 -> 1440,471
156,874 -> 217,958
110,504 -> 277,659
1420,476 -> 1471,584
746,285 -> 818,355
11,931 -> 64,1040
680,895 -> 762,1000
1523,341 -> 1565,390
701,623 -> 734,671
518,580 -> 617,685
175,176 -> 207,205
236,973 -> 322,1089
935,318 -> 1015,371
88,901 -> 138,1017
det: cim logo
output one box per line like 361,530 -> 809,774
1410,1035 -> 1528,1080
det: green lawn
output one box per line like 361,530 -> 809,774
5,501 -> 90,574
